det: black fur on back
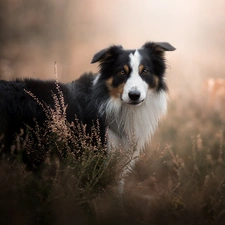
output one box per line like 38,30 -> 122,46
0,73 -> 105,164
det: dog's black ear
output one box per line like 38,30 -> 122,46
155,42 -> 176,51
142,42 -> 176,57
91,45 -> 123,64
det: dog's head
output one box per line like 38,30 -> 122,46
91,42 -> 175,105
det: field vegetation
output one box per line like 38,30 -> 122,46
0,78 -> 225,225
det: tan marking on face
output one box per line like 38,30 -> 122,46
106,77 -> 125,98
123,65 -> 129,74
138,64 -> 144,74
149,75 -> 159,89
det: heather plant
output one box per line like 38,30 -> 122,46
0,69 -> 121,224
20,63 -> 119,196
0,76 -> 225,224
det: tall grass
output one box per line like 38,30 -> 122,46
0,80 -> 225,224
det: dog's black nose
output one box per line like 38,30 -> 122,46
128,90 -> 141,101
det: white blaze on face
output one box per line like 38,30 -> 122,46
121,50 -> 148,104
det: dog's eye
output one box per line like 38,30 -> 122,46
118,69 -> 126,75
142,68 -> 149,75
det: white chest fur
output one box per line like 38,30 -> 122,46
106,90 -> 168,154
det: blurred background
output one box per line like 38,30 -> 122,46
1,0 -> 225,97
1,2 -> 225,222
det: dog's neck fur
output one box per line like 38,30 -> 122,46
101,90 -> 168,154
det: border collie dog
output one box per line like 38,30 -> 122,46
0,42 -> 175,191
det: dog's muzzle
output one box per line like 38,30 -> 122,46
128,90 -> 141,101
127,90 -> 144,105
